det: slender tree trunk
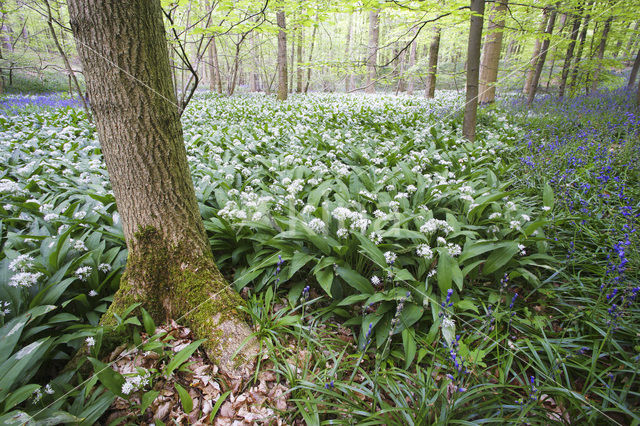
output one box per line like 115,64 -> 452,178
589,17 -> 612,93
527,7 -> 558,105
208,35 -> 223,94
628,48 -> 640,88
406,29 -> 417,95
289,25 -> 296,93
462,0 -> 485,142
276,10 -> 288,101
625,21 -> 640,61
545,13 -> 568,89
558,6 -> 582,98
365,9 -> 379,93
345,13 -> 353,92
67,0 -> 255,375
297,28 -> 303,93
478,0 -> 508,104
523,9 -> 550,95
568,2 -> 592,93
44,0 -> 88,111
304,22 -> 317,93
424,26 -> 441,98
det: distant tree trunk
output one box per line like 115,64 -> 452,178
304,22 -> 318,93
276,10 -> 288,101
424,26 -> 441,98
478,0 -> 508,104
462,0 -> 485,142
208,35 -> 223,94
365,9 -> 380,93
628,48 -> 640,88
296,29 -> 303,93
523,9 -> 550,95
625,21 -> 640,61
589,17 -> 612,93
67,0 -> 256,375
558,6 -> 582,98
637,74 -> 640,107
527,7 -> 558,105
545,13 -> 568,89
406,30 -> 417,94
289,26 -> 296,93
568,2 -> 592,93
345,13 -> 353,92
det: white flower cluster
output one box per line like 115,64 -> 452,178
331,207 -> 371,233
384,251 -> 397,265
9,254 -> 34,272
308,218 -> 326,234
121,372 -> 150,395
416,244 -> 434,259
9,271 -> 43,288
75,266 -> 92,281
0,300 -> 11,316
420,218 -> 453,235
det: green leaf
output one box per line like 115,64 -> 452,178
543,182 -> 554,209
164,339 -> 205,377
402,328 -> 416,369
174,383 -> 193,413
335,266 -> 374,294
4,384 -> 40,411
437,250 -> 454,294
314,267 -> 334,296
210,391 -> 231,422
88,357 -> 125,398
456,299 -> 479,313
141,308 -> 156,335
484,242 -> 520,274
289,251 -> 315,278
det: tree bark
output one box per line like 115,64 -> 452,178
478,0 -> 508,104
545,12 -> 568,89
523,9 -> 550,95
365,9 -> 379,93
289,24 -> 296,93
424,26 -> 441,98
527,7 -> 558,105
558,5 -> 583,98
208,35 -> 223,94
462,0 -> 485,142
276,10 -> 288,101
568,1 -> 592,93
589,17 -> 612,93
304,21 -> 317,93
344,13 -> 353,92
406,29 -> 417,95
628,48 -> 640,88
297,28 -> 303,93
67,0 -> 256,375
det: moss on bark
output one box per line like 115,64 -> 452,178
100,226 -> 257,373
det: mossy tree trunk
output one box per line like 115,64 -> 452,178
67,0 -> 256,375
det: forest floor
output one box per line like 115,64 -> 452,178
0,88 -> 638,424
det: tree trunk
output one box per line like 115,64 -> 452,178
568,2 -> 592,93
625,21 -> 640,61
344,13 -> 353,92
208,35 -> 223,94
589,17 -> 612,93
545,13 -> 568,89
406,29 -> 417,95
527,7 -> 558,105
424,26 -> 441,98
289,25 -> 296,93
462,0 -> 485,142
478,0 -> 508,104
304,22 -> 317,93
297,28 -> 303,93
276,10 -> 288,101
67,0 -> 256,375
523,9 -> 550,95
628,48 -> 640,88
558,5 -> 582,98
365,9 -> 379,93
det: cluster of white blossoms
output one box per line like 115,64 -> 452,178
420,218 -> 454,235
331,207 -> 371,234
9,271 -> 43,288
308,218 -> 326,234
384,251 -> 397,265
0,300 -> 11,316
218,200 -> 247,221
9,254 -> 34,273
416,244 -> 434,259
121,371 -> 151,395
98,263 -> 112,273
75,266 -> 92,282
0,178 -> 22,193
518,244 -> 527,256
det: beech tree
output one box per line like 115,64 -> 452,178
463,0 -> 485,141
424,26 -> 441,99
478,0 -> 508,104
67,0 -> 256,374
277,9 -> 288,100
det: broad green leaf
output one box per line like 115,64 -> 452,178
164,339 -> 205,376
174,383 -> 193,413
